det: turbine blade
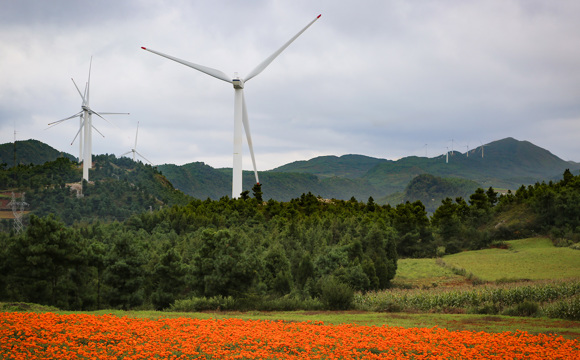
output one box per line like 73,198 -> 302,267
70,118 -> 86,145
241,91 -> 259,184
71,78 -> 86,104
135,121 -> 139,150
141,47 -> 232,84
47,111 -> 83,127
135,151 -> 153,165
86,56 -> 92,104
91,109 -> 115,127
91,123 -> 105,138
120,150 -> 133,157
245,14 -> 321,82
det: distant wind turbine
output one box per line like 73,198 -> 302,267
141,14 -> 321,198
48,58 -> 129,181
120,121 -> 153,164
479,140 -> 487,158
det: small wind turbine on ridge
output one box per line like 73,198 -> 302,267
120,121 -> 153,164
479,140 -> 487,158
141,14 -> 321,198
47,58 -> 129,182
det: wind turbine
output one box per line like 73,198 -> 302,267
48,58 -> 129,182
479,140 -> 487,158
141,14 -> 321,198
120,121 -> 153,164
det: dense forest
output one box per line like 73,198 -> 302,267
1,154 -> 579,311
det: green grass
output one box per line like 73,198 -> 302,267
442,237 -> 580,281
392,258 -> 464,288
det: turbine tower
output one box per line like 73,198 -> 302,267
48,58 -> 129,182
120,121 -> 153,164
142,14 -> 321,198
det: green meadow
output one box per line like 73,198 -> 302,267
441,237 -> 580,281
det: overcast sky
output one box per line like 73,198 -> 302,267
1,0 -> 579,170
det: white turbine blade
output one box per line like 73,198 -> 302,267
47,111 -> 83,127
70,118 -> 86,145
71,78 -> 86,104
91,123 -> 105,138
241,91 -> 259,184
91,110 -> 115,127
135,151 -> 153,165
120,150 -> 133,157
86,57 -> 92,104
134,121 -> 139,150
245,14 -> 321,82
141,47 -> 232,84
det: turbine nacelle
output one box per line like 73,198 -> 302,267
232,77 -> 244,89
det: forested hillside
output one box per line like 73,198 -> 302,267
158,137 -> 580,202
1,161 -> 579,311
384,174 -> 481,213
0,139 -> 75,166
3,138 -> 578,205
0,155 -> 190,227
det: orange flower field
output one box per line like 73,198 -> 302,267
1,312 -> 579,359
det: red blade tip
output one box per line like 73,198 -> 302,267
141,46 -> 147,50
317,14 -> 321,18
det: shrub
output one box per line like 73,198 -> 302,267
502,301 -> 539,317
319,276 -> 354,310
542,295 -> 580,321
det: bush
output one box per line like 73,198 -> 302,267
319,276 -> 354,310
542,295 -> 580,321
468,302 -> 500,315
502,301 -> 539,317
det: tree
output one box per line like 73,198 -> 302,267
150,243 -> 186,310
191,229 -> 255,297
4,215 -> 86,309
103,231 -> 147,310
486,187 -> 498,207
252,183 -> 263,203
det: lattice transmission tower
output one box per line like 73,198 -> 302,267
8,192 -> 28,234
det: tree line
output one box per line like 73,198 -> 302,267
1,157 -> 579,311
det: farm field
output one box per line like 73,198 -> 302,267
2,236 -> 579,358
2,311 -> 579,359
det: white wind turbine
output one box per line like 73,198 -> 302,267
142,14 -> 321,198
479,140 -> 487,158
120,121 -> 153,164
48,58 -> 129,182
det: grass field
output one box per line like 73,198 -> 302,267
442,237 -> 580,281
392,258 -> 464,288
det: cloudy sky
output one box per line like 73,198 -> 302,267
1,0 -> 579,170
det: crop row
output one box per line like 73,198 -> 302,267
354,279 -> 580,319
2,312 -> 579,359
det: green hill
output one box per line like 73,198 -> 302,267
3,137 -> 578,205
272,154 -> 389,179
0,139 -> 76,166
0,154 -> 190,226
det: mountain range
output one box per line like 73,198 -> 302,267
1,137 -> 578,205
